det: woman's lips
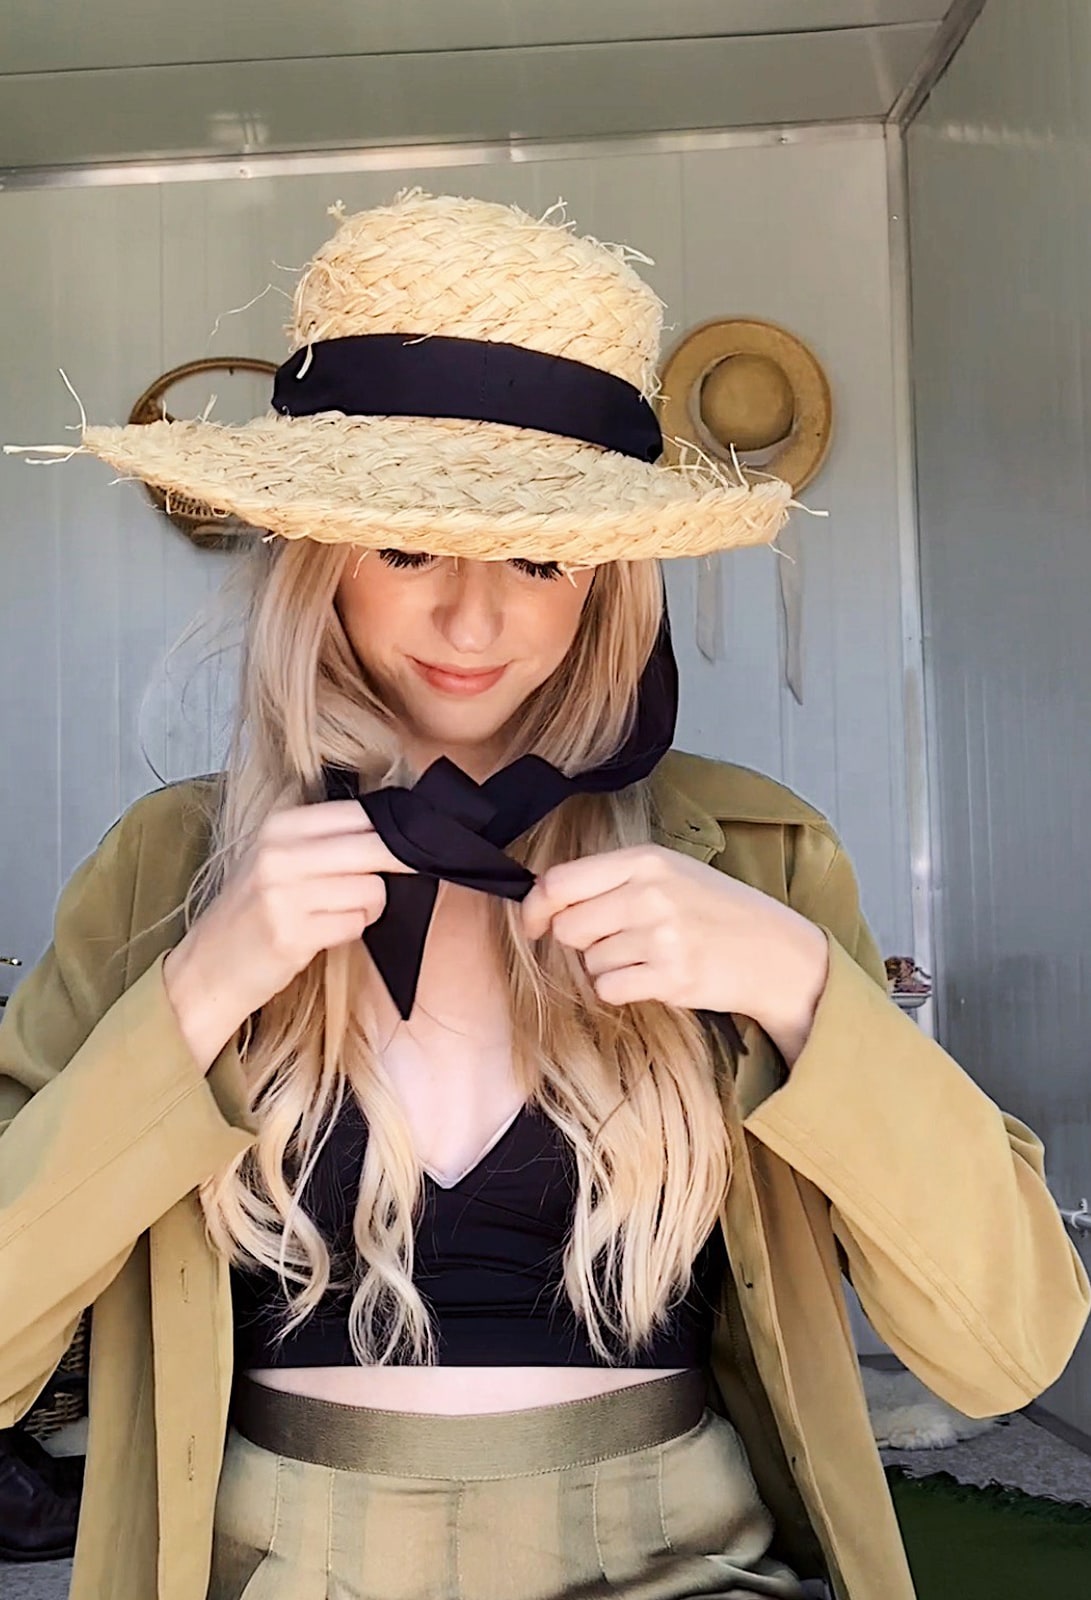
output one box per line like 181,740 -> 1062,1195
410,658 -> 509,696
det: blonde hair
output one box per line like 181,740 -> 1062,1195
195,540 -> 735,1363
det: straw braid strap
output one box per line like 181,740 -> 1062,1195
16,192 -> 796,563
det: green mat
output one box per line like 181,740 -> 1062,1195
885,1465 -> 1091,1597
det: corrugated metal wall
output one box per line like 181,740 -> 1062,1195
908,0 -> 1091,1430
1,132 -> 914,996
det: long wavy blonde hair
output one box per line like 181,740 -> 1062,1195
195,538 -> 735,1363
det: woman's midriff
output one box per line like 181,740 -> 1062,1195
244,1365 -> 688,1414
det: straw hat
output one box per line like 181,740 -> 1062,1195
7,192 -> 795,565
659,318 -> 832,494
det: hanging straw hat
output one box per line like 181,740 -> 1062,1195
659,317 -> 832,494
7,191 -> 796,565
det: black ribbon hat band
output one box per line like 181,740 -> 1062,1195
273,333 -> 664,464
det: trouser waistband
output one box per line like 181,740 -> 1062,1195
230,1370 -> 708,1478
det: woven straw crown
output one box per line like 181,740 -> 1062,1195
289,192 -> 663,396
7,191 -> 795,564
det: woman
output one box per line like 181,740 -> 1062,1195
1,192 -> 1087,1600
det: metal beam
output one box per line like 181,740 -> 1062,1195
888,0 -> 990,126
0,120 -> 882,193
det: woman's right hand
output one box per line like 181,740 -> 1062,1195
162,799 -> 412,1072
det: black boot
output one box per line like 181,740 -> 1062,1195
8,1425 -> 85,1496
0,1426 -> 81,1563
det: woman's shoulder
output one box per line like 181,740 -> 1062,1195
653,749 -> 836,837
89,773 -> 223,909
106,772 -> 222,850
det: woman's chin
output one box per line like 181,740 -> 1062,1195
399,702 -> 515,768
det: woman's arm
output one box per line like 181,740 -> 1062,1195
741,820 -> 1091,1417
0,796 -> 255,1426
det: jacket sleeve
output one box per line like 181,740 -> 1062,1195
741,820 -> 1091,1418
0,804 -> 255,1426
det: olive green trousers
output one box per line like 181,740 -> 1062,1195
208,1372 -> 808,1600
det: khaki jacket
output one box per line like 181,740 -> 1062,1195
1,751 -> 1087,1600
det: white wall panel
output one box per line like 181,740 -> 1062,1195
1,138 -> 911,1057
908,0 -> 1091,1432
671,139 -> 911,951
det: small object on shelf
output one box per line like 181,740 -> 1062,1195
893,991 -> 930,1013
884,956 -> 932,1012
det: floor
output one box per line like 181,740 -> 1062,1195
2,1560 -> 73,1600
881,1409 -> 1091,1505
6,1405 -> 1091,1598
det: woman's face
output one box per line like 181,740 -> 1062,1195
335,549 -> 596,776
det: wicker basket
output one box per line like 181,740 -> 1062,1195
23,1310 -> 90,1441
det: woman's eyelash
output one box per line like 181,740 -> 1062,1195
377,549 -> 561,581
511,559 -> 561,581
377,548 -> 433,569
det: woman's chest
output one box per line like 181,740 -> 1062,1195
377,1028 -> 525,1187
363,888 -> 526,1185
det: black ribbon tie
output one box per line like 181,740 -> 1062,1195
322,621 -> 677,1020
319,623 -> 746,1061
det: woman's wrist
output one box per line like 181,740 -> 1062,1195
162,929 -> 253,1074
748,917 -> 829,1069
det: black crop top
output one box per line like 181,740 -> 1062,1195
232,1097 -> 726,1368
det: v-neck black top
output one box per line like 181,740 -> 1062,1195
231,1098 -> 726,1368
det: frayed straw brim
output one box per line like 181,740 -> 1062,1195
11,411 -> 795,564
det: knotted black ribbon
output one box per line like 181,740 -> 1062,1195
321,621 -> 744,1059
322,621 -> 678,1020
273,332 -> 663,463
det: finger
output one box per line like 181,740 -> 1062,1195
522,847 -> 657,940
579,928 -> 647,978
300,874 -> 388,918
544,883 -> 637,953
261,829 -> 416,883
308,909 -> 384,950
264,799 -> 380,839
591,963 -> 661,1008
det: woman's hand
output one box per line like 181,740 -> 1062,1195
520,845 -> 829,1065
163,800 -> 413,1072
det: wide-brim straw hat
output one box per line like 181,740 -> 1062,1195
8,191 -> 796,565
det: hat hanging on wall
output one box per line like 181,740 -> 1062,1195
658,318 -> 833,702
127,357 -> 278,550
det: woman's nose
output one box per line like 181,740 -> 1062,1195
433,561 -> 504,655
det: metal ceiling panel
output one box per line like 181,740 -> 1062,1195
4,3 -> 952,74
0,27 -> 937,173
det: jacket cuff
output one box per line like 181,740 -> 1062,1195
144,950 -> 257,1140
740,932 -> 1091,1405
742,930 -> 977,1176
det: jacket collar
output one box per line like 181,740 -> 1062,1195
649,763 -> 726,859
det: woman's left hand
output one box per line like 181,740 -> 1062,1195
520,845 -> 830,1065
